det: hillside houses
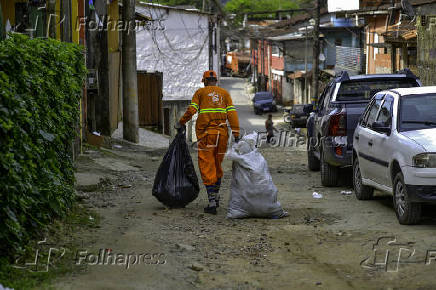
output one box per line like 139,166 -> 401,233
248,0 -> 436,105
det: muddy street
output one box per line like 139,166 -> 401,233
55,78 -> 436,290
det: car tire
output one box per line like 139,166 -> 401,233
320,150 -> 339,187
307,144 -> 320,171
393,172 -> 421,225
353,157 -> 374,200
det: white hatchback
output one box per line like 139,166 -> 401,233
353,86 -> 436,224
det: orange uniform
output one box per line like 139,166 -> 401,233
179,85 -> 239,186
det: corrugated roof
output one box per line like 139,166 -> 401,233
136,1 -> 213,16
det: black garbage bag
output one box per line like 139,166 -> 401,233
152,131 -> 199,208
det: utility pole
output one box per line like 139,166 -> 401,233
61,0 -> 72,42
304,25 -> 308,104
122,0 -> 139,143
312,0 -> 320,105
47,0 -> 56,38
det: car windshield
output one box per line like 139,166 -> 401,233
254,93 -> 272,101
400,93 -> 436,131
336,78 -> 418,101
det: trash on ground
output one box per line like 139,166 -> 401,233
152,131 -> 199,208
226,132 -> 286,219
113,144 -> 122,149
341,190 -> 353,195
312,192 -> 323,199
118,184 -> 132,189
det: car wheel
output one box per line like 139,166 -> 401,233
307,141 -> 320,171
353,157 -> 374,200
393,172 -> 421,225
320,150 -> 339,187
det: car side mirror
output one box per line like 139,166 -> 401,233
372,121 -> 391,135
303,104 -> 314,114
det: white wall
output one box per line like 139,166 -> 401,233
136,5 -> 217,101
282,78 -> 293,105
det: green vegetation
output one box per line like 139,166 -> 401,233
225,0 -> 299,14
0,34 -> 86,257
0,204 -> 100,290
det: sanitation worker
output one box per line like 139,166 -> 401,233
175,70 -> 240,215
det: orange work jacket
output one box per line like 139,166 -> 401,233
179,85 -> 239,140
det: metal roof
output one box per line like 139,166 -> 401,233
136,1 -> 213,16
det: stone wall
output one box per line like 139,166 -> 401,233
417,15 -> 436,86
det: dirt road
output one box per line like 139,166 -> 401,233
55,78 -> 436,289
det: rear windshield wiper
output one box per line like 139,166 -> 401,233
402,120 -> 436,126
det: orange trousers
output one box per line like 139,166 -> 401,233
197,134 -> 228,186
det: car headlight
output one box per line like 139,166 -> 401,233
272,100 -> 276,105
413,153 -> 436,168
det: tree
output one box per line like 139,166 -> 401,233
226,0 -> 298,13
225,0 -> 301,24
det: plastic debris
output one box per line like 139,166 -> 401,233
312,192 -> 323,199
341,190 -> 353,195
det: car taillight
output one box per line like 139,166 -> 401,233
329,113 -> 347,136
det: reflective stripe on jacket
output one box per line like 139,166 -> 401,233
179,86 -> 239,140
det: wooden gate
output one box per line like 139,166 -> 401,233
137,71 -> 163,127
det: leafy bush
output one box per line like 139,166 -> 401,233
0,34 -> 86,256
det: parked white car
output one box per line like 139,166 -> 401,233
353,86 -> 436,225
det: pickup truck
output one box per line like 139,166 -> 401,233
305,70 -> 422,187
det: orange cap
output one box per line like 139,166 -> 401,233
202,70 -> 217,82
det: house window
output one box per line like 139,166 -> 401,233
335,39 -> 342,46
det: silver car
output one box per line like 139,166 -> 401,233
353,86 -> 436,225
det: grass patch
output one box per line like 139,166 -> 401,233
0,203 -> 100,290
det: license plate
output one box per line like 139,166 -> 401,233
263,107 -> 270,111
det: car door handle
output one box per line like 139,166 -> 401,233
368,140 -> 373,146
355,135 -> 359,141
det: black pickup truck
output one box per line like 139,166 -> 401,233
305,70 -> 421,187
